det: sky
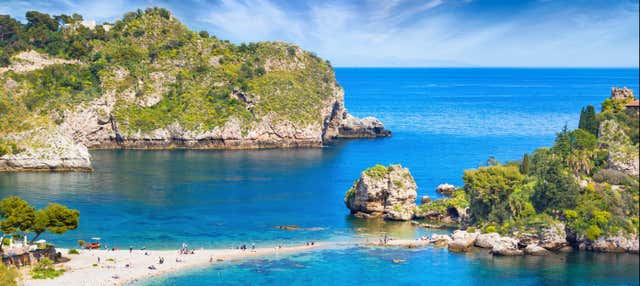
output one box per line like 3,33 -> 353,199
1,0 -> 638,67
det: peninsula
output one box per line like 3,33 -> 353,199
0,8 -> 389,172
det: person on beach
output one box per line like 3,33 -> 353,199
130,246 -> 133,253
97,257 -> 100,264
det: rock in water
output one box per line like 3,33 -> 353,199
420,196 -> 431,204
491,237 -> 523,256
475,233 -> 501,249
539,223 -> 568,251
448,230 -> 479,252
435,183 -> 455,195
344,164 -> 417,221
524,244 -> 551,256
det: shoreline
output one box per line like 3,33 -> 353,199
22,243 -> 327,286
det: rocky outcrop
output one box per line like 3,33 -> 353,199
0,50 -> 79,75
436,183 -> 455,195
577,232 -> 639,253
539,223 -> 568,251
0,128 -> 92,172
344,164 -> 417,221
420,196 -> 431,204
448,230 -> 478,252
336,114 -> 391,139
598,119 -> 639,177
610,87 -> 635,100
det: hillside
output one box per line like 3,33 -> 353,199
0,8 -> 389,171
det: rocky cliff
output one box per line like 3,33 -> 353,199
0,8 -> 389,172
344,164 -> 417,221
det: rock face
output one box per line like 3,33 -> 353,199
577,232 -> 639,253
448,230 -> 478,252
344,164 -> 417,221
435,184 -> 455,195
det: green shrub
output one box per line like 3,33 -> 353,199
68,249 -> 79,255
363,164 -> 389,179
31,258 -> 65,279
586,225 -> 602,241
484,225 -> 497,233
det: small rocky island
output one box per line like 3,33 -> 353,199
0,8 -> 389,172
344,164 -> 417,221
346,88 -> 639,255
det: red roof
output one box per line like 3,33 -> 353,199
626,100 -> 640,107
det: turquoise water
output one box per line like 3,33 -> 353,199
1,68 -> 638,284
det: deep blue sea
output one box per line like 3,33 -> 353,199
1,68 -> 639,285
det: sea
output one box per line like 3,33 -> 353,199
1,68 -> 638,285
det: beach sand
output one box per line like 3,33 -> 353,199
23,243 -> 323,286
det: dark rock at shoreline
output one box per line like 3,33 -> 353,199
435,184 -> 455,195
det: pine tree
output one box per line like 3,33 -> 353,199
578,107 -> 587,130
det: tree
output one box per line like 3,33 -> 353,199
578,105 -> 598,135
25,11 -> 58,31
463,165 -> 524,224
553,124 -> 572,157
0,197 -> 35,249
30,203 -> 79,243
198,30 -> 209,38
530,152 -> 580,213
520,153 -> 530,175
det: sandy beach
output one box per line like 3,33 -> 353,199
22,243 -> 324,286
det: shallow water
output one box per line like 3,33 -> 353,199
1,68 -> 638,284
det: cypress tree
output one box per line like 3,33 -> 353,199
578,107 -> 587,130
520,153 -> 530,175
584,105 -> 598,135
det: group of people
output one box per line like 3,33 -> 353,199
178,243 -> 194,255
304,241 -> 316,246
236,243 -> 256,251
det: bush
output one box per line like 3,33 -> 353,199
586,225 -> 602,241
484,225 -> 497,233
31,258 -> 65,279
68,249 -> 79,254
363,164 -> 389,179
77,240 -> 85,248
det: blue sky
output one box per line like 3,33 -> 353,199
1,0 -> 638,67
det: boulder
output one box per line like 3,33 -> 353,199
421,196 -> 431,204
448,230 -> 478,253
491,237 -> 523,256
524,244 -> 551,256
475,233 -> 501,249
558,246 -> 573,253
431,234 -> 452,247
344,164 -> 417,221
435,184 -> 455,195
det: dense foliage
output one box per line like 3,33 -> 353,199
426,94 -> 639,241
